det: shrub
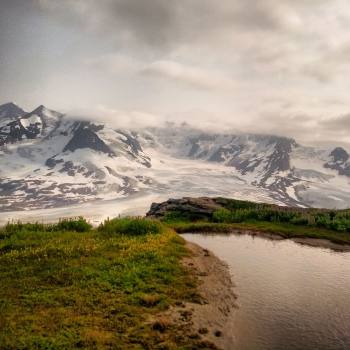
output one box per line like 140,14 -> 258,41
163,210 -> 207,222
212,208 -> 232,223
53,217 -> 92,232
98,217 -> 164,235
215,197 -> 259,210
290,216 -> 309,226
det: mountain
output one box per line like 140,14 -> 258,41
0,104 -> 152,211
0,104 -> 63,146
0,102 -> 350,212
0,102 -> 26,119
139,125 -> 350,208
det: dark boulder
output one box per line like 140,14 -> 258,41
146,197 -> 222,220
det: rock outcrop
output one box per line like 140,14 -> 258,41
146,197 -> 222,220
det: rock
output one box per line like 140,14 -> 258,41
214,330 -> 222,337
146,197 -> 222,220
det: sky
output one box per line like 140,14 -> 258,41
1,0 -> 350,146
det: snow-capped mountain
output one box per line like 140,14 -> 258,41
0,104 -> 63,146
0,102 -> 350,212
0,103 -> 153,211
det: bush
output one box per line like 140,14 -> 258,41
212,208 -> 232,223
98,217 -> 164,235
54,217 -> 92,232
163,210 -> 208,222
216,197 -> 259,210
290,216 -> 309,226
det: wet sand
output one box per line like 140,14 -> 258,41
159,242 -> 238,349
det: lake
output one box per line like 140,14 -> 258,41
182,233 -> 350,350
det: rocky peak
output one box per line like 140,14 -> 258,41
0,102 -> 26,119
63,122 -> 115,155
329,147 -> 349,163
324,147 -> 350,177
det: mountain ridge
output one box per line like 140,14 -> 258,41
0,102 -> 349,211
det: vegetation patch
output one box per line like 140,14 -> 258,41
98,217 -> 164,236
160,198 -> 350,245
0,217 -> 205,349
0,217 -> 92,239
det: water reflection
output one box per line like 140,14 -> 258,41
182,233 -> 350,350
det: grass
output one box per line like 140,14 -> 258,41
0,218 -> 208,349
160,197 -> 350,245
98,217 -> 164,236
170,220 -> 350,245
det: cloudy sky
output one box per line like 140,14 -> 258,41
1,0 -> 350,146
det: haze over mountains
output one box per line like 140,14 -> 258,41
1,102 -> 350,212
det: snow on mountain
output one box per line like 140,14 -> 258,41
0,102 -> 350,213
0,104 -> 63,146
0,105 -> 153,211
139,124 -> 350,208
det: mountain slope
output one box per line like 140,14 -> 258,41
0,104 -> 152,210
140,125 -> 350,208
0,103 -> 350,212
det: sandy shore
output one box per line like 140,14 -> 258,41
159,242 -> 237,349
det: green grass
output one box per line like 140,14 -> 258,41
170,220 -> 350,245
160,197 -> 350,245
0,218 -> 208,349
98,217 -> 164,236
0,217 -> 92,239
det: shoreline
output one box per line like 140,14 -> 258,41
230,229 -> 350,252
160,241 -> 237,350
177,227 -> 350,252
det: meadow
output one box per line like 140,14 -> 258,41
0,218 -> 207,349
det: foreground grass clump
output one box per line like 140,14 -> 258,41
98,217 -> 164,236
1,217 -> 92,239
0,218 -> 200,349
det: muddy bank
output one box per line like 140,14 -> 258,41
228,229 -> 350,252
159,242 -> 237,349
290,237 -> 350,252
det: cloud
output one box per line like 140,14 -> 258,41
85,54 -> 139,73
2,0 -> 350,147
66,105 -> 161,129
320,114 -> 350,131
140,60 -> 236,91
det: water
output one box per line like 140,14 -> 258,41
182,233 -> 350,350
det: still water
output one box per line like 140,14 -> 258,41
182,233 -> 350,350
